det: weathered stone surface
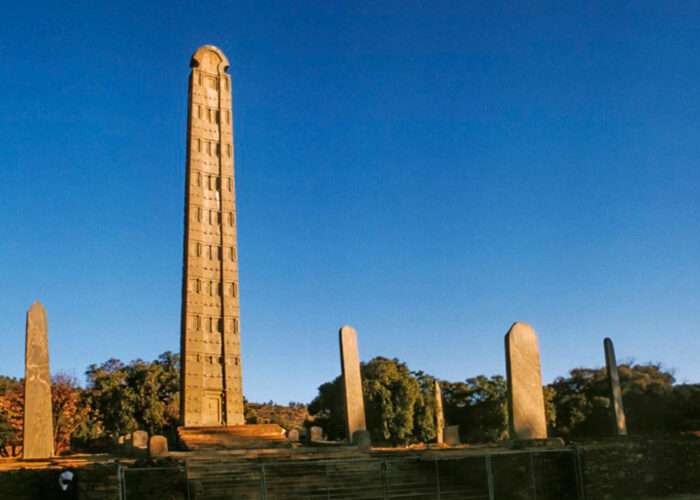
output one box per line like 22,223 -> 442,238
132,430 -> 148,449
604,337 -> 628,436
309,426 -> 323,442
444,425 -> 460,446
180,45 -> 244,427
23,300 -> 53,459
339,325 -> 367,444
287,429 -> 300,442
434,380 -> 445,444
505,322 -> 548,440
149,435 -> 168,457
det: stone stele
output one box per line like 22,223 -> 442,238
505,322 -> 548,440
434,380 -> 445,445
444,425 -> 460,446
604,337 -> 628,436
309,426 -> 323,442
23,300 -> 54,459
132,430 -> 148,450
339,325 -> 367,444
149,435 -> 168,457
180,45 -> 244,427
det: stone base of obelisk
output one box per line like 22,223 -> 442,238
177,424 -> 288,450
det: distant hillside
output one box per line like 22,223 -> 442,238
244,402 -> 309,431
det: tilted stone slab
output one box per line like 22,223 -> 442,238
23,300 -> 53,459
505,322 -> 548,439
339,326 -> 367,443
604,337 -> 628,436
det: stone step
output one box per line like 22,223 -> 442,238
177,424 -> 287,450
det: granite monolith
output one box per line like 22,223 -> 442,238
23,301 -> 54,459
339,325 -> 367,444
180,45 -> 244,427
604,337 -> 628,436
505,322 -> 548,440
434,380 -> 445,444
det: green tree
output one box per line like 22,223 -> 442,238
362,357 -> 421,445
308,357 -> 432,444
442,375 -> 508,442
307,376 -> 345,439
548,363 -> 677,439
82,352 -> 180,439
412,371 -> 437,443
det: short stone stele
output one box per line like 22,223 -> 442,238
149,435 -> 168,457
604,337 -> 628,436
287,429 -> 300,442
444,425 -> 460,446
132,430 -> 148,450
309,426 -> 323,442
505,322 -> 548,440
339,325 -> 368,444
23,300 -> 54,459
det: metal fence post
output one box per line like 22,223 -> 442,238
260,464 -> 268,500
486,455 -> 495,500
382,460 -> 389,500
185,462 -> 191,500
434,459 -> 441,500
116,464 -> 124,500
574,446 -> 586,500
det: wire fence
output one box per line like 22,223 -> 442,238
119,449 -> 582,500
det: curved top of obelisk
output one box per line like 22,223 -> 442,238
191,45 -> 230,73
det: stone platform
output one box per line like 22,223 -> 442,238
177,424 -> 287,450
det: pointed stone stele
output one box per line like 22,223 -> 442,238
339,325 -> 368,445
23,300 -> 54,459
604,337 -> 628,436
505,322 -> 548,440
434,380 -> 445,445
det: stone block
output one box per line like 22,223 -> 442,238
287,429 -> 300,442
505,322 -> 548,440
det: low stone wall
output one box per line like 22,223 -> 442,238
3,439 -> 700,499
0,463 -> 120,500
578,438 -> 700,499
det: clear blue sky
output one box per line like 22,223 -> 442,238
1,2 -> 699,403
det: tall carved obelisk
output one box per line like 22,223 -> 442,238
180,45 -> 244,426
